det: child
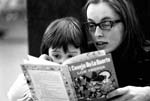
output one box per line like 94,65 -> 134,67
7,17 -> 89,101
40,16 -> 88,64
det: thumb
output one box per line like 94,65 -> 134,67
106,87 -> 128,99
39,54 -> 52,61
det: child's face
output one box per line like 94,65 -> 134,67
48,44 -> 81,64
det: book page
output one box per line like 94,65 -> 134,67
23,55 -> 59,65
22,64 -> 70,101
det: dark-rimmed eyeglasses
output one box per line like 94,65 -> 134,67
86,20 -> 121,33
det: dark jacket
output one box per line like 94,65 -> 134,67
112,42 -> 150,87
88,40 -> 150,87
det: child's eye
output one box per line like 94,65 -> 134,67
67,55 -> 74,58
53,54 -> 61,59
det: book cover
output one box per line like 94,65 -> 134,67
67,54 -> 118,101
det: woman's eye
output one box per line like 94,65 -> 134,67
101,21 -> 111,29
89,23 -> 95,27
88,23 -> 95,29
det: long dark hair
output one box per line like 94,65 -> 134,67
83,0 -> 146,61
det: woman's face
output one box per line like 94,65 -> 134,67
87,2 -> 124,53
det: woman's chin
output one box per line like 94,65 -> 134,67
98,48 -> 113,54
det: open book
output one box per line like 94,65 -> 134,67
21,50 -> 119,101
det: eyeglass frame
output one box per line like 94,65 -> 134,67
86,20 -> 122,32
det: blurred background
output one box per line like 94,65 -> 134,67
0,0 -> 149,101
0,0 -> 27,101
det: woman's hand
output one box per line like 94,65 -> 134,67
106,86 -> 150,101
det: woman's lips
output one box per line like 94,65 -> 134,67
95,41 -> 108,49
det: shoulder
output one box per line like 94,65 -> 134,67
135,40 -> 150,82
137,40 -> 150,63
7,73 -> 31,101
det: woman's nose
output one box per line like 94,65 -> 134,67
94,26 -> 104,37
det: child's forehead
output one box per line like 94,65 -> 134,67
52,44 -> 78,49
49,45 -> 80,53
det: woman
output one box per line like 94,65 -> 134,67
83,0 -> 150,100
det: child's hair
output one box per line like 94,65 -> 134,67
40,17 -> 87,54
